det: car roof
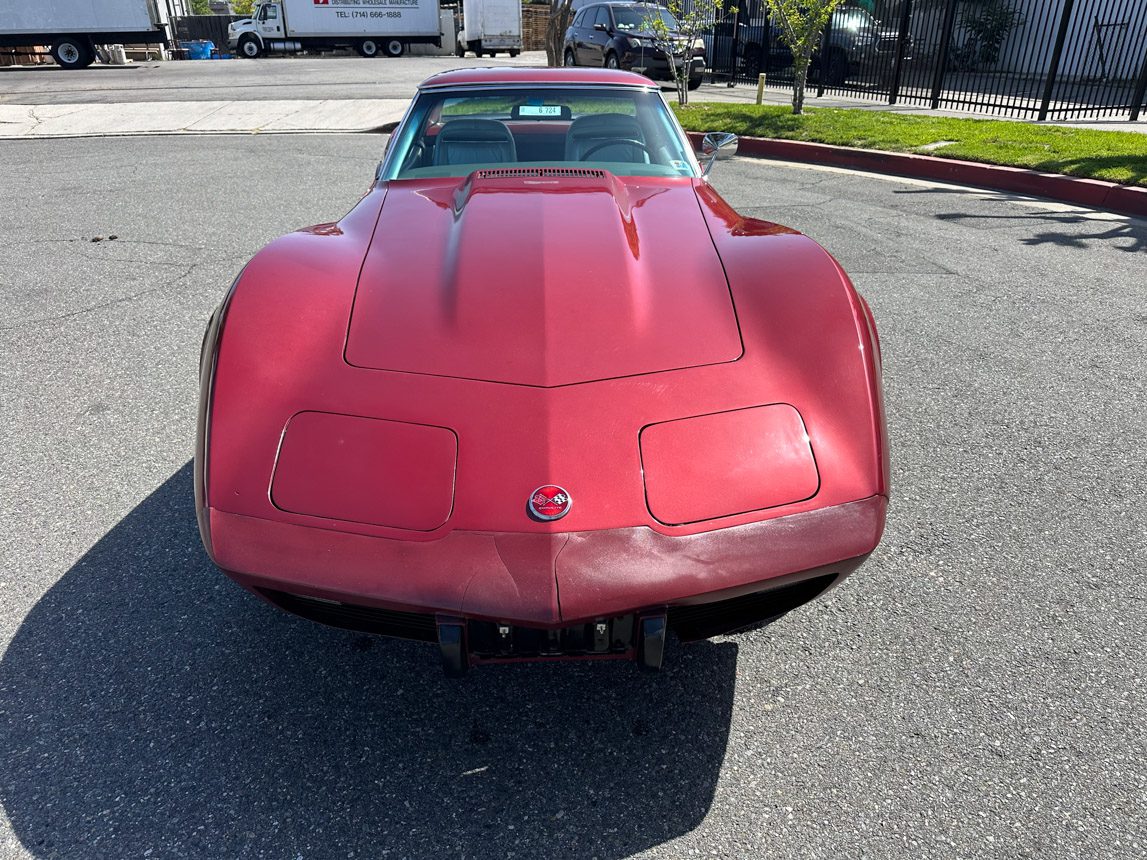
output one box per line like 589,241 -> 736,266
419,67 -> 656,90
570,0 -> 633,9
579,1 -> 660,8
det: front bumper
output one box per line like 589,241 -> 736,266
206,494 -> 886,630
626,50 -> 706,82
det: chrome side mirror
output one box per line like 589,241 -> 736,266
700,131 -> 738,176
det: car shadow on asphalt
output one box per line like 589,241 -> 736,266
890,187 -> 1147,254
932,209 -> 1147,254
0,463 -> 736,859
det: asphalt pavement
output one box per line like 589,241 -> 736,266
0,53 -> 542,104
0,136 -> 1144,860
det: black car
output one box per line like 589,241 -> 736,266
563,2 -> 705,90
706,4 -> 911,85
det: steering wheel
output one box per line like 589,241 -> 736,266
578,138 -> 652,161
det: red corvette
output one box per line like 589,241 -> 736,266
196,68 -> 889,674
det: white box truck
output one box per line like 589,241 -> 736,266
0,0 -> 170,69
228,0 -> 441,59
456,0 -> 521,58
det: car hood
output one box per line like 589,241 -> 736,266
628,29 -> 681,39
345,170 -> 743,387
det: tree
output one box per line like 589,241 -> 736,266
959,0 -> 1023,68
189,0 -> 213,15
643,0 -> 724,106
231,0 -> 257,16
546,0 -> 575,66
763,0 -> 845,114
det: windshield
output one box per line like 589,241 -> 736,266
834,9 -> 876,30
383,86 -> 699,180
614,6 -> 678,31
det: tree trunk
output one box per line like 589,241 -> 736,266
791,56 -> 809,113
546,0 -> 573,66
545,15 -> 558,65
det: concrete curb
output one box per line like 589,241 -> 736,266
689,132 -> 1147,219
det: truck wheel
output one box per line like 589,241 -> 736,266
455,41 -> 466,58
604,53 -> 619,70
51,38 -> 94,69
383,39 -> 404,57
357,39 -> 380,58
687,75 -> 702,90
238,35 -> 262,58
563,49 -> 576,67
509,49 -> 519,57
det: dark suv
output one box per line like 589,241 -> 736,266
563,2 -> 705,90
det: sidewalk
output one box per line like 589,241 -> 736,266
1,79 -> 1142,138
0,98 -> 408,137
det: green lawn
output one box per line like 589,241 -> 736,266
672,103 -> 1147,187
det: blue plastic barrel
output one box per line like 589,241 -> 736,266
185,40 -> 214,60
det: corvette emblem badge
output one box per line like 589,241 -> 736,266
528,485 -> 572,521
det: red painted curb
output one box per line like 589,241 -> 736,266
688,132 -> 1147,219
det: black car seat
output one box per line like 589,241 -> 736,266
564,113 -> 648,163
432,118 -> 518,166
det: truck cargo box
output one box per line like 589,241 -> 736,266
277,0 -> 439,39
0,0 -> 166,36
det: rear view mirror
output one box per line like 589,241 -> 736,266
700,132 -> 738,175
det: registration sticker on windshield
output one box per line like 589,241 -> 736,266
517,105 -> 564,117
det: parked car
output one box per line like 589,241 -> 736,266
196,67 -> 889,675
706,3 -> 910,84
562,2 -> 705,90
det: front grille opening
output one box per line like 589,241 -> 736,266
474,167 -> 607,179
668,573 -> 839,641
263,576 -> 838,651
467,615 -> 635,659
259,589 -> 438,643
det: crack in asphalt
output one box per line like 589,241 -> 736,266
4,238 -> 256,264
0,264 -> 199,331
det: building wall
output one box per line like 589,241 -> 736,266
934,0 -> 1147,80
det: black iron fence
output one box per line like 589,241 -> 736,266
704,0 -> 1147,121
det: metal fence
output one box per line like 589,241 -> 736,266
704,0 -> 1147,121
170,15 -> 243,54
